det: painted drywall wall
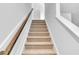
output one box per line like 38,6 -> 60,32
0,3 -> 31,44
32,3 -> 45,20
60,3 -> 79,27
45,3 -> 56,38
45,3 -> 79,54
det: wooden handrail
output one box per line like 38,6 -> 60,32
0,8 -> 33,55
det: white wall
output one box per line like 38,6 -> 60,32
0,3 -> 31,44
45,3 -> 79,55
32,3 -> 45,20
60,3 -> 79,27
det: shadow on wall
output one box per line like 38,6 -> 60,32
72,13 -> 79,27
60,3 -> 79,27
57,18 -> 79,44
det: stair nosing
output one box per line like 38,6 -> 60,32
27,36 -> 51,38
22,48 -> 57,55
25,42 -> 53,45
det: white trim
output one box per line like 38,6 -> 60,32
56,3 -> 79,38
56,3 -> 60,16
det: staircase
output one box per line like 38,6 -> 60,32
22,20 -> 57,55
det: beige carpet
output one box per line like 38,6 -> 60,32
22,20 -> 57,55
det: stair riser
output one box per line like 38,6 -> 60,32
32,24 -> 46,26
28,36 -> 51,38
30,27 -> 47,29
31,25 -> 46,26
32,21 -> 45,23
25,45 -> 53,49
22,49 -> 57,55
31,23 -> 46,25
27,38 -> 51,42
32,23 -> 46,24
28,33 -> 49,36
32,22 -> 45,23
30,28 -> 48,30
30,30 -> 48,32
26,43 -> 53,46
32,23 -> 45,24
30,26 -> 47,28
31,25 -> 46,27
22,53 -> 57,55
32,20 -> 45,21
